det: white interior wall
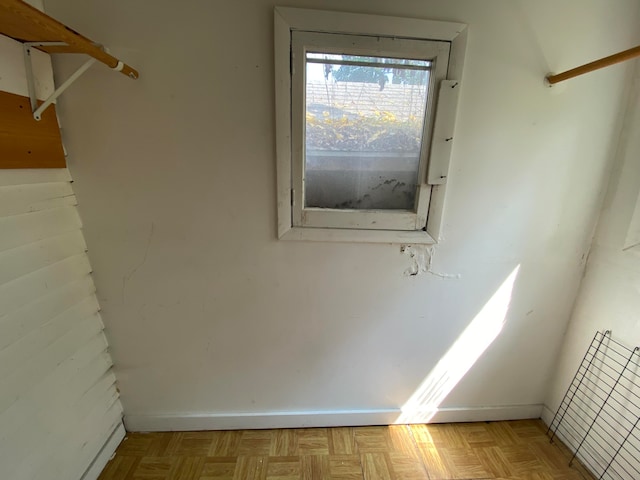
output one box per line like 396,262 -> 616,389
0,23 -> 124,480
44,0 -> 640,430
543,60 -> 640,472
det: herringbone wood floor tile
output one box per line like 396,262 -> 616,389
98,420 -> 595,480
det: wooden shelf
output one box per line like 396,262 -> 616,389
0,0 -> 138,167
0,0 -> 138,79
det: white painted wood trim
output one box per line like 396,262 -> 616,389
125,404 -> 543,432
290,32 -> 449,232
414,43 -> 450,228
0,297 -> 100,380
0,182 -> 76,218
426,27 -> 468,242
281,227 -> 435,244
301,209 -> 419,231
30,397 -> 122,480
0,253 -> 92,317
0,230 -> 87,286
274,7 -> 468,243
80,422 -> 126,480
0,350 -> 113,445
0,275 -> 96,350
126,409 -> 398,431
0,169 -> 71,187
447,27 -> 469,81
540,405 -> 554,428
274,9 -> 293,239
427,404 -> 543,423
0,321 -> 105,413
0,206 -> 83,253
274,7 -> 466,41
427,81 -> 461,185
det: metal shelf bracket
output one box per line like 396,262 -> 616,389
23,41 -> 97,121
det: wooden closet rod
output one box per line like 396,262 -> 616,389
0,0 -> 138,79
547,45 -> 640,85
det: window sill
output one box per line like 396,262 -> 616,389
280,227 -> 436,244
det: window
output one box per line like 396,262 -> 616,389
275,8 -> 467,243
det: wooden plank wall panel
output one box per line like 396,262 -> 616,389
0,169 -> 124,480
0,204 -> 82,251
0,346 -> 113,447
0,230 -> 86,284
0,181 -> 76,216
0,167 -> 71,185
0,276 -> 96,349
0,91 -> 66,168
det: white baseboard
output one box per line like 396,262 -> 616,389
540,405 -> 555,428
81,421 -> 126,480
125,404 -> 543,432
428,404 -> 543,423
125,409 -> 400,431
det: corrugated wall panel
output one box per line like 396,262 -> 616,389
0,206 -> 83,252
0,230 -> 87,285
0,181 -> 76,216
0,170 -> 124,480
0,275 -> 96,349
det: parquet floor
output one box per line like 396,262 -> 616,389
98,420 -> 594,480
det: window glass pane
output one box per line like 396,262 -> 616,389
304,54 -> 430,210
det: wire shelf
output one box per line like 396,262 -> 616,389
548,330 -> 640,480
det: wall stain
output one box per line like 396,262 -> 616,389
401,244 -> 461,279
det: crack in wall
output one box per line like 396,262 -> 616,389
122,222 -> 155,304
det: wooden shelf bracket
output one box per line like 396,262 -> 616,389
0,0 -> 139,120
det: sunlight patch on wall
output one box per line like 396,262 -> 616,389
397,265 -> 521,423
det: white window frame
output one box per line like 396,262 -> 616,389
292,32 -> 448,232
275,7 -> 468,244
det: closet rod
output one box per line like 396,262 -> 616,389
547,45 -> 640,85
0,0 -> 138,79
